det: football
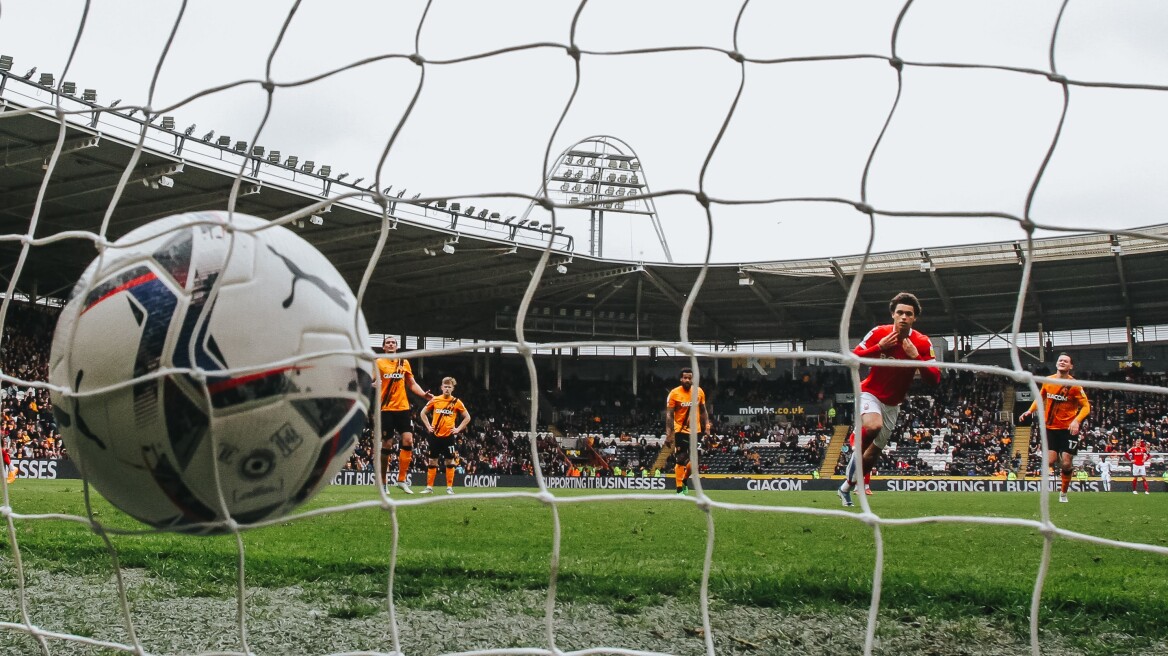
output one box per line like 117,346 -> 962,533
48,211 -> 372,533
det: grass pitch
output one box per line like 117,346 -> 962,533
1,480 -> 1165,655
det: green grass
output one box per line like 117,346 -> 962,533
2,481 -> 1166,648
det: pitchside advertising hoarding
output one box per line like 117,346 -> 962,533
16,460 -> 1164,492
331,471 -> 1165,492
8,458 -> 79,480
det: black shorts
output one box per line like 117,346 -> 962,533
1044,428 -> 1080,455
673,433 -> 692,461
380,410 -> 413,438
429,437 -> 457,461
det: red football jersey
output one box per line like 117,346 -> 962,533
853,325 -> 941,406
1126,445 -> 1150,466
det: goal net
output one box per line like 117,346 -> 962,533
2,1 -> 1168,655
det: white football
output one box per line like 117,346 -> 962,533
48,211 -> 372,533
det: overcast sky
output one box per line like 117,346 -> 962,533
2,0 -> 1167,264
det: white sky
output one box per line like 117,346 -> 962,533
2,0 -> 1168,264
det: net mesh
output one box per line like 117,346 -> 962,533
2,1 -> 1168,655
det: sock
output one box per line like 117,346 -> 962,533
427,467 -> 437,488
397,447 -> 412,483
381,452 -> 392,485
675,464 -> 686,489
864,471 -> 871,487
1060,471 -> 1070,493
685,463 -> 693,482
1144,480 -> 1150,492
844,427 -> 877,492
841,457 -> 857,492
445,467 -> 455,488
1133,479 -> 1138,491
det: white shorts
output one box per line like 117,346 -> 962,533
859,392 -> 900,450
1132,465 -> 1147,477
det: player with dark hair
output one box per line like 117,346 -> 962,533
1018,352 -> 1090,503
665,367 -> 711,496
1126,438 -> 1151,495
838,292 -> 941,507
420,377 -> 471,495
375,335 -> 433,494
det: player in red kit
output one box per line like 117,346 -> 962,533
838,292 -> 941,507
1125,439 -> 1151,495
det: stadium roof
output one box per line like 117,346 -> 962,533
3,95 -> 1168,346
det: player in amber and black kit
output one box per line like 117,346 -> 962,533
838,292 -> 940,507
1018,352 -> 1090,503
420,377 -> 471,495
665,368 -> 711,496
374,335 -> 432,494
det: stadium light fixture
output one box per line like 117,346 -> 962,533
157,175 -> 174,188
251,145 -> 265,157
268,150 -> 281,163
38,73 -> 54,87
161,116 -> 175,130
234,140 -> 247,152
201,130 -> 215,142
556,264 -> 568,274
442,243 -> 455,255
337,173 -> 349,181
216,135 -> 231,147
83,89 -> 97,103
738,269 -> 754,286
62,81 -> 76,95
301,160 -> 315,174
184,123 -> 196,136
309,215 -> 324,226
285,155 -> 298,168
319,165 -> 332,177
0,55 -> 12,72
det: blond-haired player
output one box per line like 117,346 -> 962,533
420,377 -> 471,495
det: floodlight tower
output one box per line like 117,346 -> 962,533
534,135 -> 671,262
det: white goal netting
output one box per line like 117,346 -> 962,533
2,1 -> 1168,655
